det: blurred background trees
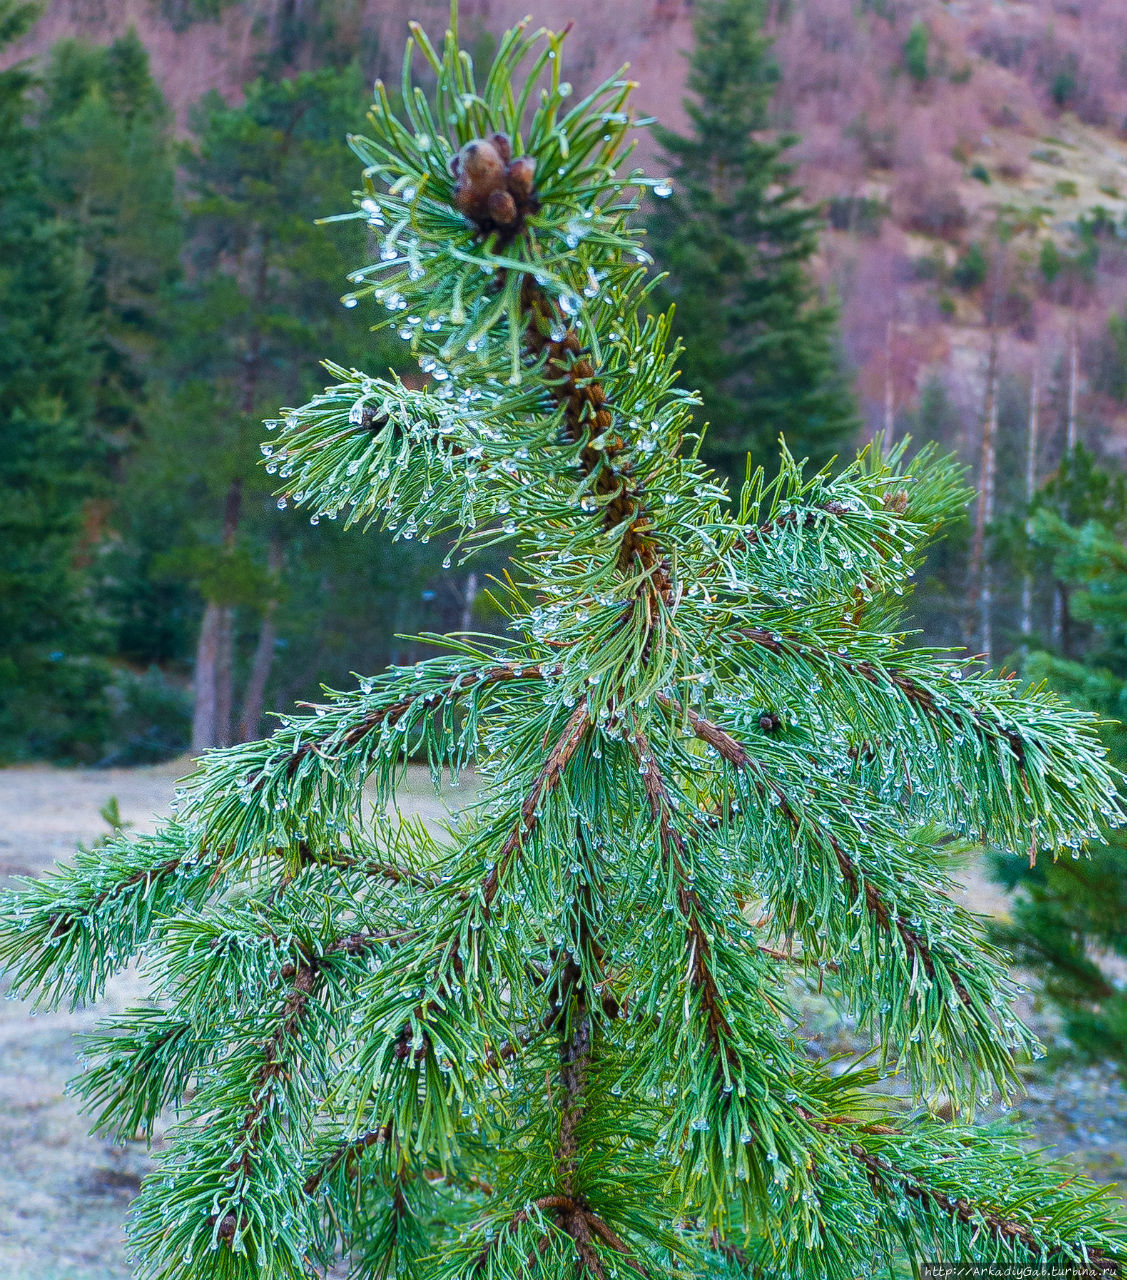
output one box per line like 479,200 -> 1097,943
648,0 -> 858,486
991,448 -> 1127,1073
0,6 -> 458,762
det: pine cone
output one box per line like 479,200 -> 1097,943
449,134 -> 539,241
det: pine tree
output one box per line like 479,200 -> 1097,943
648,0 -> 858,486
34,28 -> 182,468
3,13 -> 1127,1278
992,447 -> 1127,1072
133,65 -> 432,750
0,0 -> 111,760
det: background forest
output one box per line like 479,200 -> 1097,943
6,0 -> 1127,764
9,0 -> 1127,766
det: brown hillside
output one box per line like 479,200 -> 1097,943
12,0 -> 1127,456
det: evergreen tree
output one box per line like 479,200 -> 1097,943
4,15 -> 1127,1279
33,28 -> 182,469
0,0 -> 110,760
992,448 -> 1127,1072
649,0 -> 858,485
126,65 -> 437,750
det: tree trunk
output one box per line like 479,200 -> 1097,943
1066,316 -> 1079,453
460,570 -> 479,635
237,539 -> 282,742
1020,359 -> 1040,640
1058,583 -> 1073,659
214,605 -> 235,748
190,601 -> 223,755
969,329 -> 999,660
191,478 -> 243,752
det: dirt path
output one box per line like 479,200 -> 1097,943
0,764 -> 1122,1277
0,761 -> 473,1279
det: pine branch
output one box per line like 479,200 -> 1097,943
520,278 -> 667,584
219,931 -> 391,1238
482,698 -> 590,909
809,1113 -> 1125,1274
179,655 -> 552,864
672,699 -> 971,1004
739,627 -> 1029,769
0,825 -> 220,1007
302,1126 -> 391,1197
631,724 -> 739,1069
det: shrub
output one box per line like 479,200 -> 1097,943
903,21 -> 930,84
825,193 -> 887,236
951,241 -> 988,290
102,666 -> 192,766
895,167 -> 969,240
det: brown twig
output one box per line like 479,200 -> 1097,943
481,699 -> 591,909
472,1195 -> 649,1278
302,1126 -> 391,1197
629,725 -> 740,1069
738,500 -> 850,549
831,1128 -> 1119,1275
520,278 -> 672,594
278,662 -> 547,781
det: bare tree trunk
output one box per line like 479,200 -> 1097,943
214,606 -> 235,748
460,570 -> 479,635
1020,359 -> 1040,640
883,315 -> 896,446
191,477 -> 243,752
980,393 -> 997,663
191,602 -> 223,754
969,329 -> 999,660
1066,316 -> 1079,453
237,539 -> 282,742
1059,584 -> 1073,657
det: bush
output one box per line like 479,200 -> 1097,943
903,21 -> 930,84
911,250 -> 945,281
102,667 -> 192,766
895,168 -> 969,240
952,241 -> 988,290
0,653 -> 113,764
846,113 -> 898,169
1051,65 -> 1078,109
825,194 -> 887,236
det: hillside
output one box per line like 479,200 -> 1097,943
11,0 -> 1127,467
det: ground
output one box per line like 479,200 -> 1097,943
0,762 -> 1123,1279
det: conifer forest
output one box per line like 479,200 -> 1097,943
2,1 -> 1127,1277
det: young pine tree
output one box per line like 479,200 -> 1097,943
992,449 -> 1127,1073
3,14 -> 1127,1278
648,0 -> 858,486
